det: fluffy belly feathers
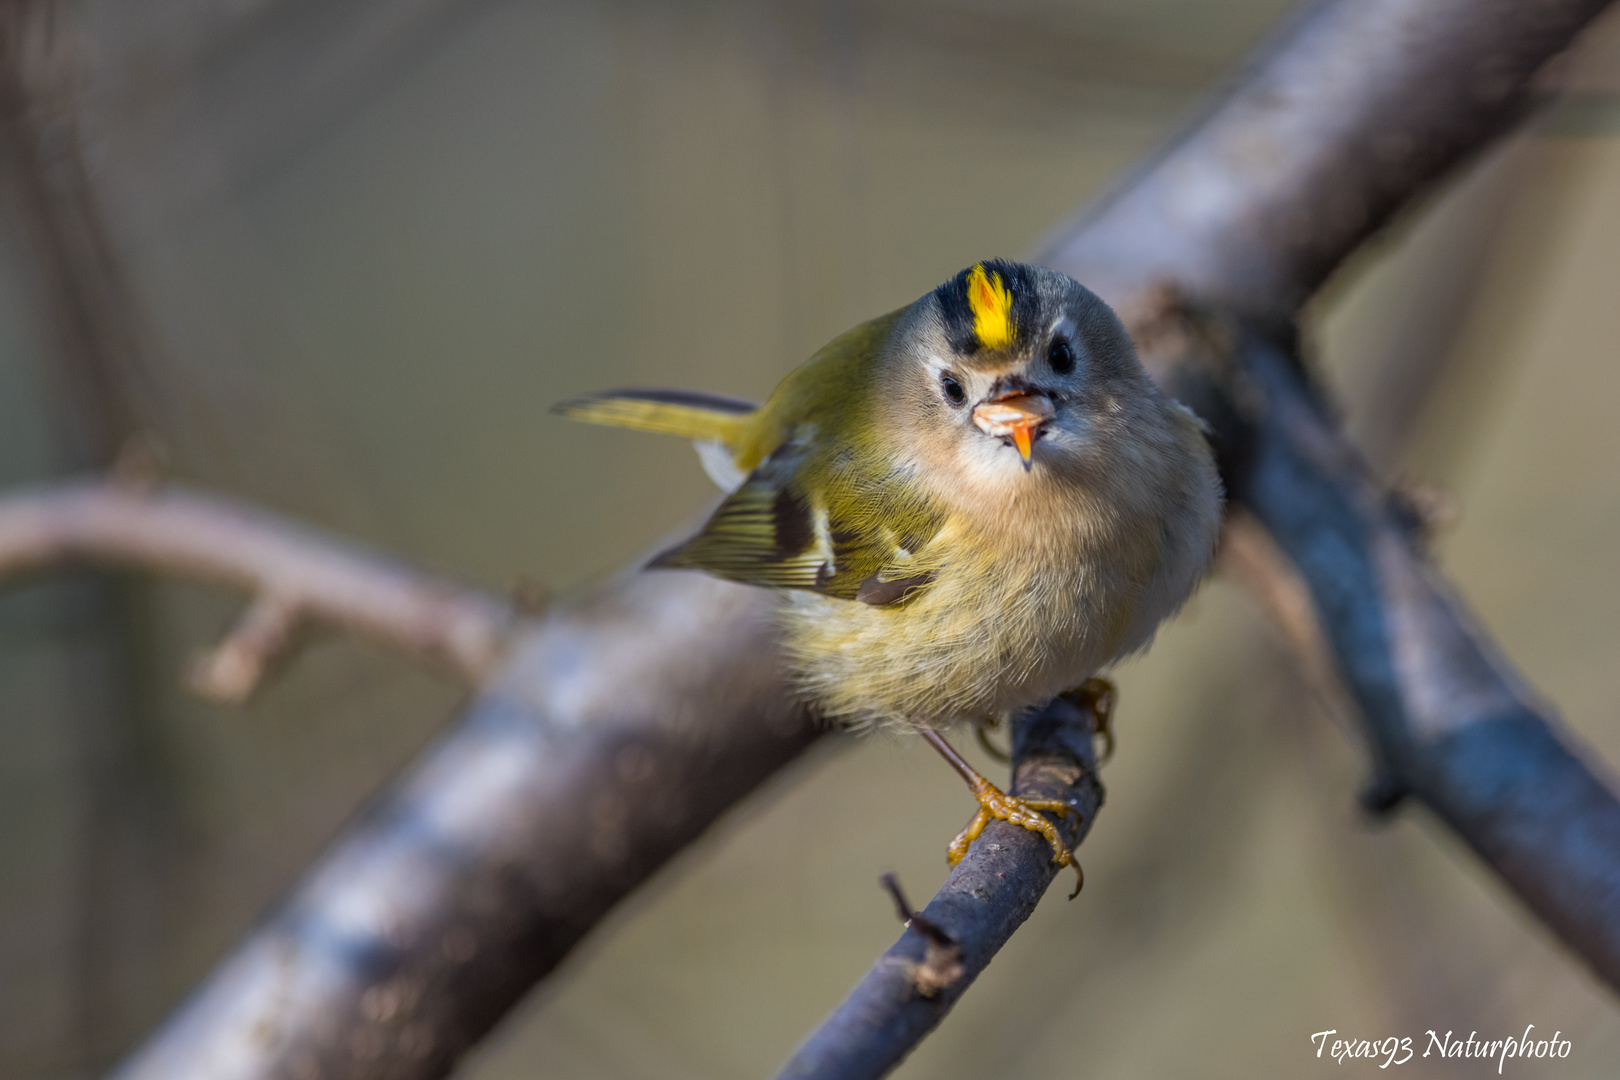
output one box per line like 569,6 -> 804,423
782,523 -> 1161,730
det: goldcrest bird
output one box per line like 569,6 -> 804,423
556,261 -> 1222,892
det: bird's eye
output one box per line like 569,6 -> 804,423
1049,338 -> 1076,375
940,373 -> 967,406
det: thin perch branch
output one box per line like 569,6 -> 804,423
0,479 -> 513,693
775,696 -> 1104,1080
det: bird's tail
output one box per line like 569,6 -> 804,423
551,388 -> 757,447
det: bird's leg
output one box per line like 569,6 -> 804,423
1060,676 -> 1117,763
919,726 -> 1084,897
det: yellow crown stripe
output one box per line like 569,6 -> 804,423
966,263 -> 1015,349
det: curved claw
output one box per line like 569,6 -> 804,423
1067,859 -> 1085,900
974,722 -> 1013,764
1062,677 -> 1117,765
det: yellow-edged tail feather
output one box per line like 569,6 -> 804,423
552,388 -> 757,447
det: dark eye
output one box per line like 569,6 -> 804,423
940,373 -> 967,406
1049,338 -> 1076,375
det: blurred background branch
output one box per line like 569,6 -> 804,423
0,479 -> 512,699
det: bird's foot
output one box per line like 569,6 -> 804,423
947,777 -> 1084,898
920,726 -> 1086,898
1060,676 -> 1117,764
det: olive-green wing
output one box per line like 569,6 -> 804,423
649,447 -> 944,606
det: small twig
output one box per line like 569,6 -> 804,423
774,695 -> 1104,1080
878,874 -> 963,999
0,478 -> 514,690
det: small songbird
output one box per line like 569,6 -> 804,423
556,261 -> 1222,892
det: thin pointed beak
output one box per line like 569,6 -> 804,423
972,392 -> 1055,470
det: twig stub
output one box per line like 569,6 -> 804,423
879,873 -> 963,999
187,592 -> 303,704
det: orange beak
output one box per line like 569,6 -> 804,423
972,392 -> 1055,470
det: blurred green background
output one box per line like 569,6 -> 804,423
2,1 -> 1619,1077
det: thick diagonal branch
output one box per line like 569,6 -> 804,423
0,480 -> 821,1080
110,570 -> 818,1080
